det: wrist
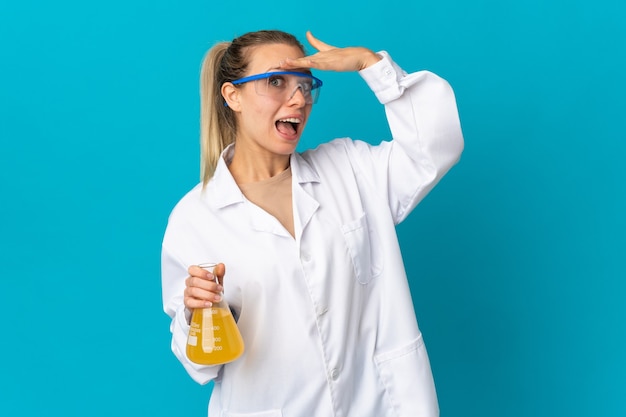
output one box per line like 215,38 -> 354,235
360,49 -> 382,70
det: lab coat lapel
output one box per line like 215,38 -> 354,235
207,147 -> 321,238
203,145 -> 244,209
290,153 -> 320,239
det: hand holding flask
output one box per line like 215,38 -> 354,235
186,263 -> 244,365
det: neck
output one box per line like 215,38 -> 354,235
228,145 -> 290,184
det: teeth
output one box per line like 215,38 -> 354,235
278,118 -> 301,124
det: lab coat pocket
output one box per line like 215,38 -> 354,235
221,410 -> 282,417
374,335 -> 439,417
341,213 -> 383,284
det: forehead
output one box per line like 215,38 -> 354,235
245,43 -> 305,74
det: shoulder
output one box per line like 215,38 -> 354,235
299,138 -> 392,167
166,182 -> 205,222
301,137 -> 388,159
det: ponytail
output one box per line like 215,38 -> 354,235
199,42 -> 236,185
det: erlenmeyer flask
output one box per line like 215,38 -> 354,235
186,263 -> 244,365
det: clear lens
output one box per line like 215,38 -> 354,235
254,73 -> 321,104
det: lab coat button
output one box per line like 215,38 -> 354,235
316,305 -> 328,316
330,368 -> 339,380
383,67 -> 393,77
301,252 -> 311,262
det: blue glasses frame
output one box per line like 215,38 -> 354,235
231,71 -> 323,89
224,71 -> 323,107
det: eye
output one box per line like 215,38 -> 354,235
300,81 -> 313,93
267,75 -> 287,89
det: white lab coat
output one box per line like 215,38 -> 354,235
161,51 -> 464,417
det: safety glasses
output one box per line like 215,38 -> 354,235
231,71 -> 323,105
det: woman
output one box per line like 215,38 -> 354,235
162,29 -> 463,417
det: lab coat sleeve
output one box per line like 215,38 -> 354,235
357,51 -> 464,224
161,240 -> 222,384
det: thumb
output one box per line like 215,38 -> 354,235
214,262 -> 226,286
306,31 -> 336,52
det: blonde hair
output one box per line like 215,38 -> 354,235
199,30 -> 305,185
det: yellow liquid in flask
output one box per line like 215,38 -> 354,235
187,306 -> 245,365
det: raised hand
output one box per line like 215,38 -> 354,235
279,31 -> 381,73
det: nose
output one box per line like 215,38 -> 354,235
287,84 -> 308,106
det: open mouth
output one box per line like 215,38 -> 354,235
276,118 -> 301,136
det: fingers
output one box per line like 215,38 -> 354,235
279,56 -> 313,70
278,31 -> 336,70
184,263 -> 225,309
279,32 -> 380,73
306,31 -> 336,52
188,263 -> 225,283
184,276 -> 223,309
188,264 -> 214,281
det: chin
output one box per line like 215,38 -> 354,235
274,140 -> 299,155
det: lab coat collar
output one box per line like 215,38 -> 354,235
203,144 -> 321,210
290,151 -> 321,185
201,145 -> 244,209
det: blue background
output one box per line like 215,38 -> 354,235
1,0 -> 624,416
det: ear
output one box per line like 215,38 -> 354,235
221,82 -> 242,111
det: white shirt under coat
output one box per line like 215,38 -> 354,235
161,51 -> 464,417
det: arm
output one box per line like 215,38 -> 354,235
283,32 -> 464,224
358,52 -> 464,223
